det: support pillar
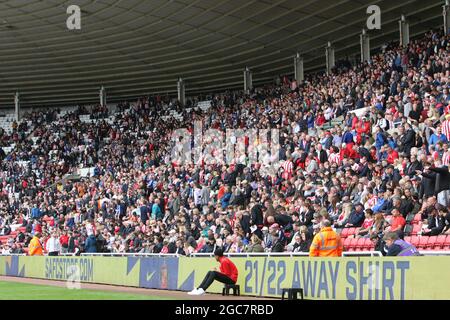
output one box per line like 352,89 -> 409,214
360,29 -> 370,63
325,42 -> 335,74
244,67 -> 252,94
99,86 -> 106,106
294,53 -> 304,82
177,78 -> 185,106
444,0 -> 450,35
14,91 -> 20,122
399,15 -> 409,46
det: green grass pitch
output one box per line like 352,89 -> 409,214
0,281 -> 172,300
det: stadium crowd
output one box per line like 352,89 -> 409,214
0,29 -> 450,257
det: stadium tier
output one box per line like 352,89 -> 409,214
0,29 -> 449,260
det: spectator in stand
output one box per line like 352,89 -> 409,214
422,206 -> 446,236
246,234 -> 264,252
293,227 -> 312,252
270,232 -> 284,253
386,209 -> 406,238
46,231 -> 61,256
355,209 -> 374,238
59,230 -> 69,254
345,203 -> 365,228
85,233 -> 97,253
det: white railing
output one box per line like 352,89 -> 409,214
5,251 -> 449,257
417,251 -> 450,256
69,251 -> 385,258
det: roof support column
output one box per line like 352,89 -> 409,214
444,0 -> 450,35
399,15 -> 409,46
99,86 -> 106,107
177,78 -> 186,106
360,29 -> 370,63
244,67 -> 252,94
14,91 -> 20,122
294,53 -> 304,83
325,42 -> 335,74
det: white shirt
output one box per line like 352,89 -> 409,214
46,237 -> 61,253
193,188 -> 202,205
86,223 -> 94,236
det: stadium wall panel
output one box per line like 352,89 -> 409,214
1,255 -> 449,300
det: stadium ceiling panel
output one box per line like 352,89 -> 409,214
0,0 -> 445,107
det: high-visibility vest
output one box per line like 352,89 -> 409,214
309,227 -> 343,257
28,236 -> 43,256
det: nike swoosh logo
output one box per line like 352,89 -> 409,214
146,271 -> 155,282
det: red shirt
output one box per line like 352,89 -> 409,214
219,256 -> 238,283
361,218 -> 374,229
391,216 -> 406,231
60,235 -> 69,246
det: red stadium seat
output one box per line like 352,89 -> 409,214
340,228 -> 349,238
435,235 -> 447,250
363,238 -> 373,250
410,236 -> 419,247
426,236 -> 437,249
356,237 -> 366,251
347,228 -> 356,237
404,236 -> 411,243
348,238 -> 359,251
411,223 -> 422,236
343,237 -> 352,251
418,236 -> 429,249
412,213 -> 422,224
18,227 -> 26,233
444,235 -> 450,249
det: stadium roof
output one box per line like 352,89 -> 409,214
0,0 -> 445,107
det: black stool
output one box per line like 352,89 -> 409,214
222,284 -> 240,296
281,288 -> 304,300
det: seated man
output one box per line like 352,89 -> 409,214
188,248 -> 238,296
382,232 -> 420,256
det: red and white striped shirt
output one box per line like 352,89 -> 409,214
282,160 -> 294,179
443,151 -> 450,166
442,119 -> 450,141
282,160 -> 294,174
328,152 -> 341,165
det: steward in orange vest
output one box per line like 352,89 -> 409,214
29,232 -> 44,256
309,220 -> 343,257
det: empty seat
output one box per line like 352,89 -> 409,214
435,235 -> 447,249
427,236 -> 437,249
343,237 -> 352,251
410,236 -> 419,247
418,236 -> 429,249
404,224 -> 413,236
347,228 -> 356,237
340,228 -> 349,238
444,235 -> 450,249
349,238 -> 359,251
411,223 -> 422,236
404,236 -> 411,243
412,213 -> 422,224
405,213 -> 415,224
363,238 -> 373,250
356,237 -> 366,251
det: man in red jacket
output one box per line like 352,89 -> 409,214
188,248 -> 238,296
